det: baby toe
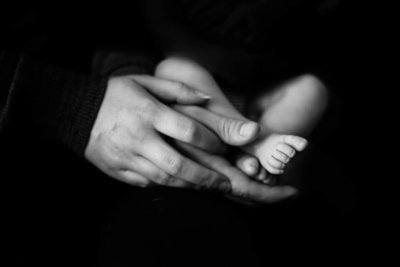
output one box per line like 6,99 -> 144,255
255,168 -> 267,182
276,143 -> 296,158
283,135 -> 308,151
268,157 -> 285,169
265,157 -> 285,174
272,150 -> 290,164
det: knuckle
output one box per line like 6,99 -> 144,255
197,175 -> 212,189
198,171 -> 219,189
137,179 -> 152,188
218,118 -> 235,140
107,144 -> 129,164
171,80 -> 187,92
164,155 -> 184,176
135,99 -> 159,121
181,120 -> 197,143
155,172 -> 173,185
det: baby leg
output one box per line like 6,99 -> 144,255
252,74 -> 329,136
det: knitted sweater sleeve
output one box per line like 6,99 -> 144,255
0,51 -> 108,157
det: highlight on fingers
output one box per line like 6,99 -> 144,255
152,104 -> 224,153
174,105 -> 260,146
114,170 -> 153,188
130,75 -> 211,104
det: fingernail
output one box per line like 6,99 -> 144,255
219,180 -> 231,193
239,122 -> 259,137
195,91 -> 212,99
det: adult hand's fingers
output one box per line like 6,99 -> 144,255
174,105 -> 260,146
136,134 -> 231,193
153,103 -> 224,153
131,75 -> 211,104
115,169 -> 192,189
118,154 -> 193,188
176,142 -> 298,203
86,75 -> 220,190
113,170 -> 153,188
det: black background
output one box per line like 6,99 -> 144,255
1,1 -> 393,266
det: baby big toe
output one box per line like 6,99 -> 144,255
237,155 -> 259,176
283,135 -> 308,151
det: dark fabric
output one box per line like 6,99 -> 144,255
0,1 -> 378,266
0,51 -> 108,156
0,3 -> 156,156
143,0 -> 345,91
1,134 -> 363,267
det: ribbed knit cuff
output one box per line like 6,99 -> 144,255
2,52 -> 108,157
92,49 -> 156,77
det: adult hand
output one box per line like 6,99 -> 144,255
85,75 -> 230,191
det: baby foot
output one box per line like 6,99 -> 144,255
244,134 -> 308,175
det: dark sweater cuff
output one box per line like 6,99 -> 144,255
3,52 -> 108,157
92,49 -> 157,77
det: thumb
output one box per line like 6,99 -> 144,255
218,118 -> 260,146
174,105 -> 260,146
130,75 -> 211,104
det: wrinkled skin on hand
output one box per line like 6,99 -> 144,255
85,75 -> 231,192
